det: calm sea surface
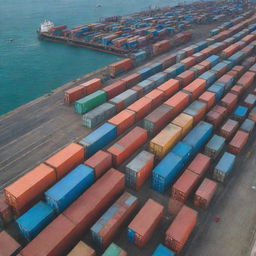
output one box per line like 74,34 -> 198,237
0,0 -> 178,115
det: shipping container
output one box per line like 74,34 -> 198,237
67,241 -> 96,256
145,89 -> 165,109
243,94 -> 256,109
206,105 -> 227,128
125,151 -> 154,190
228,130 -> 249,154
0,231 -> 21,256
199,71 -> 217,88
220,92 -> 238,113
108,110 -> 136,135
45,164 -> 94,213
187,153 -> 211,178
84,150 -> 112,179
213,152 -> 236,182
102,243 -> 127,256
45,143 -> 84,179
127,97 -> 152,121
183,100 -> 207,124
176,70 -> 195,88
219,119 -> 239,140
171,113 -> 193,136
165,205 -> 197,253
150,124 -> 182,159
194,178 -> 218,209
180,57 -> 197,68
0,194 -> 12,227
182,121 -> 213,156
240,118 -> 255,134
230,85 -> 244,97
128,199 -> 163,248
198,91 -> 215,110
236,71 -> 255,90
65,86 -> 85,105
148,72 -> 168,86
82,102 -> 116,128
91,192 -> 139,248
207,83 -> 224,101
109,59 -> 133,77
107,127 -> 148,167
75,90 -> 106,114
4,163 -> 56,215
204,134 -> 225,159
190,64 -> 207,76
80,78 -> 102,95
157,79 -> 180,99
144,104 -> 174,135
249,106 -> 256,121
182,79 -> 206,101
137,79 -> 156,94
232,105 -> 248,122
16,201 -> 56,241
121,73 -> 141,88
172,169 -> 200,203
79,123 -> 117,157
152,244 -> 175,256
103,81 -> 127,99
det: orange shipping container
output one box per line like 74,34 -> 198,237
103,81 -> 126,99
81,78 -> 102,95
67,241 -> 96,256
187,153 -> 211,178
171,113 -> 193,136
194,178 -> 218,209
0,194 -> 12,226
4,163 -> 56,214
45,143 -> 85,180
230,85 -> 244,97
144,89 -> 165,109
108,110 -> 136,135
157,79 -> 180,99
127,97 -> 152,121
199,60 -> 211,70
182,79 -> 206,101
165,205 -> 197,253
180,57 -> 196,68
128,199 -> 164,248
121,73 -> 140,87
176,70 -> 195,88
190,64 -> 207,76
172,170 -> 200,203
199,91 -> 215,110
65,86 -> 84,104
228,130 -> 249,154
237,71 -> 255,90
107,127 -> 148,166
84,150 -> 112,179
0,231 -> 21,256
164,91 -> 190,115
220,92 -> 238,113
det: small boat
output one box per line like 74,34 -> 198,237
96,4 -> 102,7
8,38 -> 16,42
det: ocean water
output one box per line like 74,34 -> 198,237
0,0 -> 176,115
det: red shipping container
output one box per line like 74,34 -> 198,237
194,178 -> 218,209
165,205 -> 197,253
232,65 -> 245,77
21,214 -> 77,256
157,79 -> 180,99
84,150 -> 112,179
180,57 -> 196,68
109,59 -> 133,77
131,85 -> 144,98
0,194 -> 12,226
228,130 -> 249,154
220,92 -> 238,113
62,169 -> 125,239
164,91 -> 190,115
160,55 -> 176,69
172,170 -> 200,203
127,97 -> 152,121
4,163 -> 56,214
187,153 -> 211,178
230,85 -> 244,97
176,70 -> 195,88
206,106 -> 227,128
81,78 -> 102,95
199,91 -> 215,110
108,110 -> 136,135
199,60 -> 211,70
237,72 -> 255,90
144,89 -> 165,109
0,231 -> 21,256
144,105 -> 175,135
219,119 -> 239,140
128,199 -> 164,248
190,64 -> 207,76
200,47 -> 213,57
107,127 -> 148,167
221,45 -> 239,58
121,73 -> 140,87
182,79 -> 206,101
64,86 -> 84,104
45,143 -> 84,180
103,81 -> 126,99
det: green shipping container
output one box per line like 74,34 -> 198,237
102,243 -> 126,256
75,90 -> 106,114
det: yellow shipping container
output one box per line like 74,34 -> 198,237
171,113 -> 194,136
150,123 -> 182,159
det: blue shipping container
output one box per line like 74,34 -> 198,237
45,164 -> 94,213
171,141 -> 193,165
148,72 -> 168,86
233,106 -> 248,121
207,83 -> 225,101
137,79 -> 156,94
183,121 -> 213,156
79,123 -> 117,157
206,55 -> 220,67
199,71 -> 217,88
204,134 -> 225,159
153,244 -> 175,256
138,67 -> 154,80
240,118 -> 255,134
16,201 -> 55,241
